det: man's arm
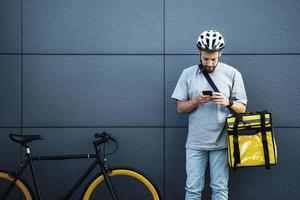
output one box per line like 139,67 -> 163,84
177,92 -> 246,114
210,92 -> 246,113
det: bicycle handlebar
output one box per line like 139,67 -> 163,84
94,131 -> 117,146
93,131 -> 119,157
94,131 -> 110,139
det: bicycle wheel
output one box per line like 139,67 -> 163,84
0,171 -> 33,200
82,167 -> 160,200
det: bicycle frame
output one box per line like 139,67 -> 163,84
1,139 -> 118,200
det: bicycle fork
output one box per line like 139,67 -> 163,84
93,141 -> 118,200
102,168 -> 118,200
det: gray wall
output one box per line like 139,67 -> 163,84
1,0 -> 300,199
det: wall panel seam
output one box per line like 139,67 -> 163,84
2,53 -> 300,56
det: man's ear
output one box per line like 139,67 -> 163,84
218,51 -> 223,58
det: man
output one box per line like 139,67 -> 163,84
171,30 -> 247,200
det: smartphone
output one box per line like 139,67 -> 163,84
202,90 -> 213,96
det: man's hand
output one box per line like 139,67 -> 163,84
192,94 -> 211,105
209,92 -> 229,107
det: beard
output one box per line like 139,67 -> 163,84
203,64 -> 218,73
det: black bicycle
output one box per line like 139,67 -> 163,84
0,131 -> 160,200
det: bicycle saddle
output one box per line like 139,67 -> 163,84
9,134 -> 43,145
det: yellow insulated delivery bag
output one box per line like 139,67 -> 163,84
226,111 -> 277,169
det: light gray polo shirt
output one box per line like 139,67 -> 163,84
171,62 -> 247,150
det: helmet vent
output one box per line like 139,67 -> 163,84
212,39 -> 216,47
206,38 -> 210,47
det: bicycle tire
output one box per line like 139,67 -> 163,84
82,167 -> 160,200
0,170 -> 34,200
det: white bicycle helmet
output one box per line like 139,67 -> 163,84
197,30 -> 225,51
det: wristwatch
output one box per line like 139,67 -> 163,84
226,99 -> 234,108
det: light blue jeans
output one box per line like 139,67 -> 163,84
185,148 -> 229,200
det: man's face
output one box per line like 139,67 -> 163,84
200,50 -> 220,73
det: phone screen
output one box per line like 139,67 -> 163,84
202,90 -> 213,96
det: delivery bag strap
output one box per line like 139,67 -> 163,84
232,115 -> 241,168
199,64 -> 241,169
259,111 -> 271,169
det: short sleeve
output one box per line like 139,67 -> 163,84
171,70 -> 189,101
231,71 -> 247,105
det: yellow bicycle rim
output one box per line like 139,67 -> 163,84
0,172 -> 32,200
83,169 -> 159,200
